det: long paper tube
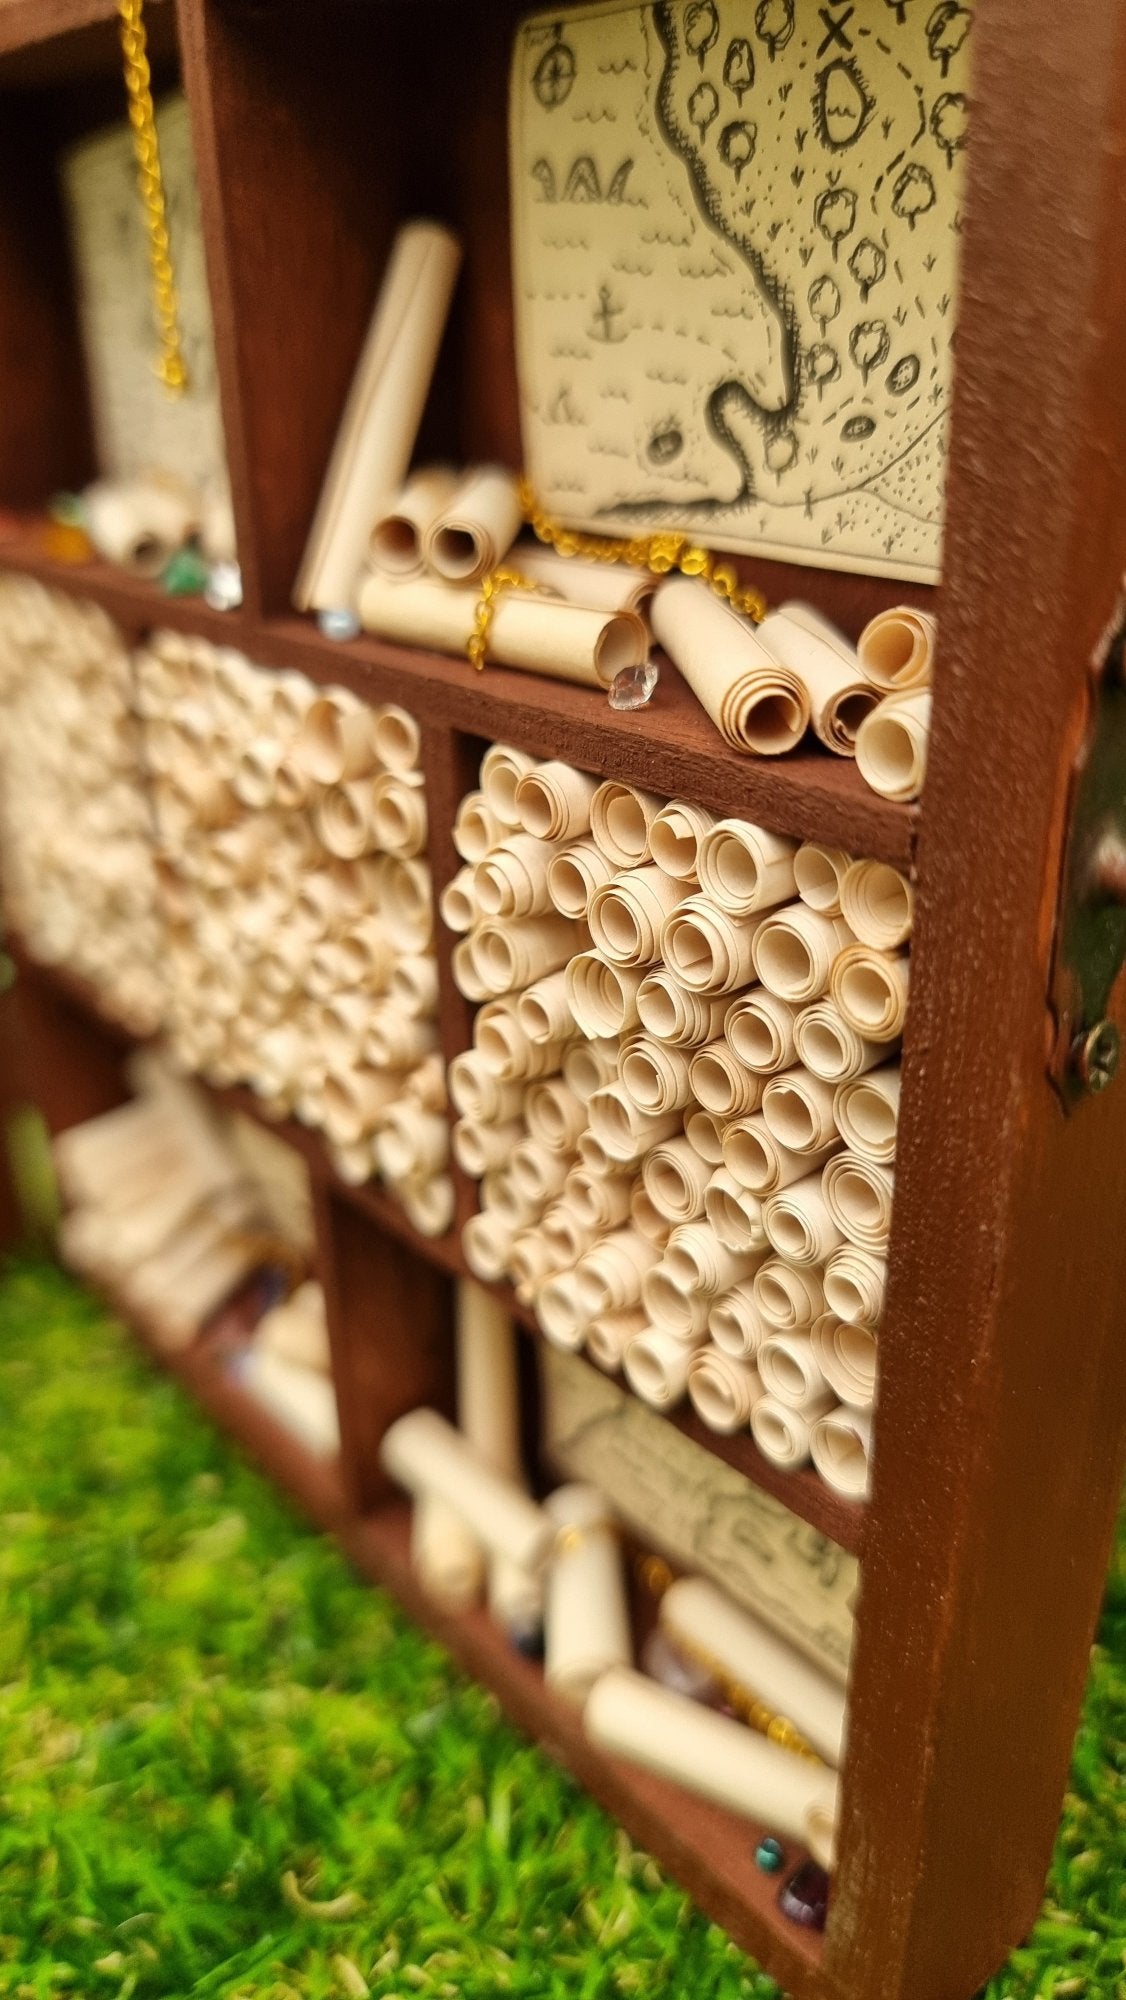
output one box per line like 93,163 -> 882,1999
424,465 -> 523,583
636,972 -> 729,1049
663,1223 -> 760,1298
586,1086 -> 681,1166
640,1263 -> 712,1338
296,221 -> 462,610
620,1038 -> 695,1116
458,1280 -> 520,1477
358,573 -> 647,689
371,702 -> 422,773
704,1170 -> 767,1255
238,1348 -> 342,1455
651,577 -> 810,755
758,1330 -> 833,1415
762,1069 -> 839,1153
512,543 -> 656,615
547,839 -> 617,919
589,867 -> 689,967
687,1347 -> 763,1432
833,1065 -> 901,1162
257,1282 -> 330,1374
474,834 -> 566,920
660,1576 -> 847,1769
380,1409 -> 552,1571
453,789 -> 506,863
725,990 -> 799,1075
708,1279 -> 767,1360
544,1486 -> 632,1702
448,1050 -> 526,1124
723,1112 -> 838,1196
792,842 -> 851,918
458,1213 -> 515,1283
697,818 -> 797,917
293,690 -> 378,785
473,916 -> 585,996
514,760 -> 599,843
565,953 -> 645,1039
857,604 -> 936,691
585,1306 -> 648,1371
525,1076 -> 586,1152
794,1001 -> 884,1085
684,1108 -> 731,1166
823,1152 -> 895,1251
753,1259 -> 826,1332
589,781 -> 667,868
369,464 -> 460,575
688,1040 -> 762,1117
811,1313 -> 878,1410
411,1492 -> 485,1609
751,1395 -> 831,1472
752,905 -> 855,1004
830,945 -> 910,1043
839,858 -> 915,950
623,1324 -> 701,1407
810,1407 -> 873,1499
451,938 -> 491,1001
480,742 -> 537,825
824,1246 -> 887,1325
642,1136 -> 712,1224
663,897 -> 766,996
757,603 -> 880,755
649,800 -> 718,882
764,1173 -> 843,1268
575,1228 -> 661,1314
585,1668 -> 839,1868
855,690 -> 931,802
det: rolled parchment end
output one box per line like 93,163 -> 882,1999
641,1262 -> 712,1339
565,953 -> 644,1039
358,574 -> 648,689
643,1135 -> 713,1224
830,945 -> 910,1042
723,1111 -> 838,1198
621,1037 -> 695,1117
663,897 -> 766,996
369,464 -> 460,575
707,1278 -> 767,1360
751,1394 -> 830,1472
822,1151 -> 895,1252
857,604 -> 937,691
575,1227 -> 661,1314
751,904 -> 855,1005
457,1279 -> 520,1477
584,1667 -> 839,1868
663,1221 -> 760,1298
544,1485 -> 632,1702
589,781 -> 667,867
855,690 -> 932,801
725,989 -> 799,1075
636,970 -> 730,1049
823,1245 -> 888,1326
622,1324 -> 701,1408
758,1330 -> 833,1415
793,1000 -> 884,1085
833,1065 -> 901,1163
684,1107 -> 731,1166
293,689 -> 378,785
411,1492 -> 485,1609
589,866 -> 689,967
586,1087 -> 681,1167
687,1347 -> 764,1433
811,1405 -> 874,1499
439,865 -> 478,935
380,1408 -> 553,1572
514,760 -> 600,843
453,789 -> 506,862
475,833 -> 566,921
547,838 -> 617,919
761,1069 -> 839,1154
763,1171 -> 843,1268
480,742 -> 538,825
839,858 -> 915,950
660,1575 -> 848,1768
757,602 -> 880,756
585,1306 -> 647,1372
371,702 -> 422,772
793,842 -> 852,918
537,1269 -> 590,1351
514,543 -> 657,616
649,799 -> 718,881
753,1257 -> 826,1332
697,818 -> 797,917
811,1312 -> 879,1409
704,1171 -> 767,1257
424,464 -> 523,585
651,577 -> 810,756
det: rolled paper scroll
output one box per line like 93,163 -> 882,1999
793,1001 -> 884,1086
238,1348 -> 343,1454
364,1009 -> 437,1070
448,1050 -> 526,1124
389,954 -> 439,1018
659,1576 -> 848,1769
830,945 -> 910,1043
663,1222 -> 760,1298
663,897 -> 766,996
630,1182 -> 673,1246
380,1408 -> 553,1572
565,954 -> 645,1039
576,1130 -> 617,1177
475,834 -> 567,920
544,1486 -> 632,1702
622,1324 -> 701,1408
369,464 -> 460,575
696,818 -> 797,917
453,789 -> 506,863
315,782 -> 376,860
857,604 -> 937,691
763,1173 -> 843,1268
839,859 -> 915,950
724,989 -> 799,1077
542,1211 -> 598,1276
687,1347 -> 764,1432
84,475 -> 198,575
295,220 -> 462,611
589,867 -> 690,968
758,1330 -> 833,1416
636,971 -> 730,1049
568,1168 -> 633,1233
585,1306 -> 647,1372
753,1259 -> 826,1332
562,1037 -> 621,1100
412,1492 -> 485,1609
824,1245 -> 887,1326
453,1118 -> 525,1177
424,464 -> 523,584
683,1108 -> 730,1167
723,1112 -> 838,1197
704,1170 -> 767,1256
855,690 -> 932,802
512,543 -> 656,615
833,1065 -> 901,1163
620,1038 -> 695,1116
514,760 -> 600,843
811,1313 -> 878,1410
451,938 -> 491,1002
651,577 -> 810,756
649,799 -> 718,882
584,1668 -> 839,1868
508,1232 -> 564,1298
371,771 -> 428,859
462,1211 -> 517,1283
793,843 -> 852,918
822,1152 -> 895,1252
480,742 -> 538,825
267,668 -> 317,735
762,1069 -> 839,1153
380,857 -> 434,952
371,703 -> 422,772
358,573 -> 648,689
810,1406 -> 873,1500
293,690 -> 378,785
257,1281 -> 330,1374
233,736 -> 283,810
524,1076 -> 587,1151
547,839 -> 617,919
375,1106 -> 449,1184
472,915 -> 585,994
688,1040 -> 762,1118
589,781 -> 667,868
751,1395 -> 831,1473
757,603 -> 880,755
586,1086 -> 681,1166
320,1070 -> 399,1150
439,865 -> 479,935
643,1136 -> 713,1224
752,905 -> 855,1004
708,1279 -> 767,1360
575,1228 -> 661,1315
640,1264 -> 712,1339
510,1137 -> 569,1207
457,1279 -> 520,1478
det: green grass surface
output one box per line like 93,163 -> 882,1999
0,1256 -> 1122,2000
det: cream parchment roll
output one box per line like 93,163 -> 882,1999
696,818 -> 797,917
725,989 -> 799,1075
663,1222 -> 759,1298
296,220 -> 463,611
584,1668 -> 839,1868
753,1259 -> 826,1332
411,1492 -> 485,1609
369,464 -> 460,575
622,1324 -> 701,1408
707,1279 -> 767,1360
839,858 -> 915,950
641,1264 -> 712,1339
544,1485 -> 631,1702
688,1040 -> 762,1118
424,465 -> 523,584
857,604 -> 937,691
663,897 -> 766,995
474,834 -> 566,919
589,867 -> 689,967
833,1064 -> 901,1162
636,971 -> 730,1049
358,573 -> 648,688
575,1227 -> 661,1314
830,945 -> 910,1042
643,1135 -> 713,1224
651,577 -> 810,756
723,1112 -> 838,1197
565,953 -> 643,1039
758,1330 -> 833,1414
687,1347 -> 763,1433
810,1406 -> 874,1499
855,690 -> 932,802
372,702 -> 422,773
811,1313 -> 878,1409
793,1001 -> 884,1085
293,689 -> 378,785
547,838 -> 617,919
763,1172 -> 843,1268
589,781 -> 666,868
621,1037 -> 695,1116
512,543 -> 656,615
824,1246 -> 887,1325
585,1306 -> 647,1372
514,759 -> 600,843
649,799 -> 718,881
453,789 -> 506,863
761,1069 -> 839,1153
586,1087 -> 681,1166
792,842 -> 852,917
757,603 -> 880,755
751,1395 -> 831,1472
752,904 -> 855,1004
704,1170 -> 767,1256
381,1409 -> 553,1572
480,742 -> 537,824
822,1151 -> 895,1251
659,1575 -> 848,1768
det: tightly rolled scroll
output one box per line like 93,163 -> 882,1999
830,946 -> 910,1042
663,898 -> 766,996
510,1136 -> 569,1207
589,782 -> 666,868
473,1002 -> 564,1080
793,1001 -> 884,1085
584,1668 -> 839,1868
687,1347 -> 763,1432
724,990 -> 799,1075
649,800 -> 718,881
411,1493 -> 485,1609
704,1170 -> 767,1256
544,1486 -> 631,1702
568,1168 -> 633,1232
761,1069 -> 839,1153
296,220 -> 462,611
708,1280 -> 767,1360
514,760 -> 600,843
810,1406 -> 873,1499
752,905 -> 855,1004
453,1118 -> 525,1177
723,1112 -> 838,1197
636,971 -> 730,1049
857,604 -> 936,691
371,771 -> 428,858
763,1173 -> 842,1268
589,867 -> 689,967
757,603 -> 880,755
622,1325 -> 701,1408
358,573 -> 648,689
585,1307 -> 647,1371
547,839 -> 617,919
629,1182 -> 673,1246
753,1258 -> 826,1332
380,1408 -> 552,1572
643,1136 -> 713,1224
575,1227 -> 661,1315
839,859 -> 914,950
751,1396 -> 831,1472
293,690 -> 378,785
537,1271 -> 590,1351
513,544 -> 656,615
541,1202 -> 597,1267
824,1246 -> 887,1325
641,1264 -> 712,1339
696,818 -> 797,917
855,691 -> 932,802
448,1050 -> 526,1124
480,743 -> 537,824
371,703 -> 422,773
651,578 -> 810,756
424,465 -> 523,584
833,1065 -> 901,1163
663,1222 -> 759,1298
811,1313 -> 878,1409
757,1330 -> 832,1415
462,1210 -> 517,1282
369,464 -> 460,575
474,834 -> 565,919
823,1152 -> 895,1251
524,1076 -> 586,1150
472,915 -> 585,995
453,789 -> 506,863
586,1086 -> 681,1165
684,1108 -> 731,1166
660,1576 -> 847,1768
688,1040 -> 762,1118
793,842 -> 852,918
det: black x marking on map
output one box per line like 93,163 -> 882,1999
817,6 -> 855,54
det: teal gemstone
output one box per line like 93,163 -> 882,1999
755,1837 -> 786,1874
162,547 -> 209,596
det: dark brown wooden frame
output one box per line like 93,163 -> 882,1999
2,4 -> 1126,1996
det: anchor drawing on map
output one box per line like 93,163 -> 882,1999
589,283 -> 628,342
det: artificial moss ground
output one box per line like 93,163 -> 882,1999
0,1258 -> 1122,2000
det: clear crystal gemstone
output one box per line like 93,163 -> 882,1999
203,560 -> 243,611
608,658 -> 659,711
317,606 -> 361,642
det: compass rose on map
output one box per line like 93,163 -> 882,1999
533,25 -> 577,108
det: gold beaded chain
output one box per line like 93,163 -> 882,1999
117,0 -> 189,395
518,478 -> 768,622
467,565 -> 541,671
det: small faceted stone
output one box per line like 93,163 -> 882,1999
608,658 -> 660,711
162,546 -> 209,596
754,1836 -> 786,1874
640,1628 -> 722,1706
778,1858 -> 830,1930
204,559 -> 244,611
317,606 -> 361,642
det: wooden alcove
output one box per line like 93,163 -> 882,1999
2,3 -> 1126,1997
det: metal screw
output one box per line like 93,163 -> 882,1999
1073,1019 -> 1121,1093
1086,825 -> 1126,904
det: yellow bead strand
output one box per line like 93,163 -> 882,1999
518,477 -> 768,624
117,0 -> 189,396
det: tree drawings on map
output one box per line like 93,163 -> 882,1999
509,0 -> 971,581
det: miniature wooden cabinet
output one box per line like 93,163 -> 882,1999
2,4 -> 1126,1998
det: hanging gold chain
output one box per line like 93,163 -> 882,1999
468,566 -> 541,671
518,478 -> 767,623
117,0 -> 189,395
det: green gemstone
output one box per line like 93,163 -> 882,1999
755,1837 -> 786,1873
161,547 -> 210,596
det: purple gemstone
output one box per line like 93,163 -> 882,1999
778,1859 -> 830,1930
